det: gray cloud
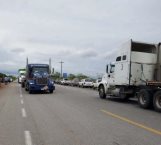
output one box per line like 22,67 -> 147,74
78,50 -> 98,58
11,48 -> 25,53
0,0 -> 161,75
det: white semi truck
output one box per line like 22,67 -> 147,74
18,69 -> 26,84
98,40 -> 161,112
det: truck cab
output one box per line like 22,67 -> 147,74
98,40 -> 161,112
25,64 -> 55,94
98,40 -> 157,100
18,69 -> 26,84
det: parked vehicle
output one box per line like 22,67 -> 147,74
24,61 -> 55,94
60,78 -> 69,85
4,77 -> 9,85
66,80 -> 72,86
98,39 -> 161,112
93,78 -> 102,89
79,78 -> 93,88
18,69 -> 26,84
71,78 -> 79,86
55,79 -> 61,84
8,77 -> 13,82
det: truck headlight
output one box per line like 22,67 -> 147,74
29,82 -> 34,85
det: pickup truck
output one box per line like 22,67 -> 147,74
79,79 -> 93,88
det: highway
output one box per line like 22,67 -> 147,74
0,82 -> 161,145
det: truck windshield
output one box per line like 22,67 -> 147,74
32,67 -> 49,74
20,73 -> 25,75
110,65 -> 115,73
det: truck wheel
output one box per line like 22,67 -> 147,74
138,89 -> 152,109
21,83 -> 25,88
25,84 -> 29,91
29,89 -> 32,94
28,84 -> 32,94
153,91 -> 161,112
49,90 -> 53,93
99,85 -> 106,99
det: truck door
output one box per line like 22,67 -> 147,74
107,64 -> 115,85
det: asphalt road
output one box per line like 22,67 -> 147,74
0,82 -> 161,145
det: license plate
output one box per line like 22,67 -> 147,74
41,86 -> 48,90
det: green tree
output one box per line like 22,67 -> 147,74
68,74 -> 76,80
76,73 -> 88,80
8,75 -> 17,81
0,73 -> 6,78
52,72 -> 61,80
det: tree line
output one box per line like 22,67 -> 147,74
0,73 -> 17,81
52,72 -> 89,80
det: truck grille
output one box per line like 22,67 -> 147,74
36,78 -> 48,85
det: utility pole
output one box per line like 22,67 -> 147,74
26,57 -> 28,66
59,61 -> 64,78
49,58 -> 51,74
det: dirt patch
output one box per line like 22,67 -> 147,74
0,83 -> 6,89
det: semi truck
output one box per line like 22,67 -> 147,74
98,40 -> 161,112
18,69 -> 26,83
24,59 -> 55,94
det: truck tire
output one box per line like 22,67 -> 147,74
29,89 -> 32,94
138,89 -> 152,109
25,83 -> 29,91
21,82 -> 25,88
99,85 -> 106,99
49,90 -> 53,93
153,91 -> 161,112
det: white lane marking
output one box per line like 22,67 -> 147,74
21,108 -> 27,118
20,94 -> 23,98
24,131 -> 32,145
21,99 -> 24,105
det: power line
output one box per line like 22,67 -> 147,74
59,61 -> 64,78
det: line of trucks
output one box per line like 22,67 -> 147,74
17,39 -> 161,112
98,39 -> 161,112
19,59 -> 55,94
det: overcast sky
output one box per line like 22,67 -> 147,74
0,0 -> 161,76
